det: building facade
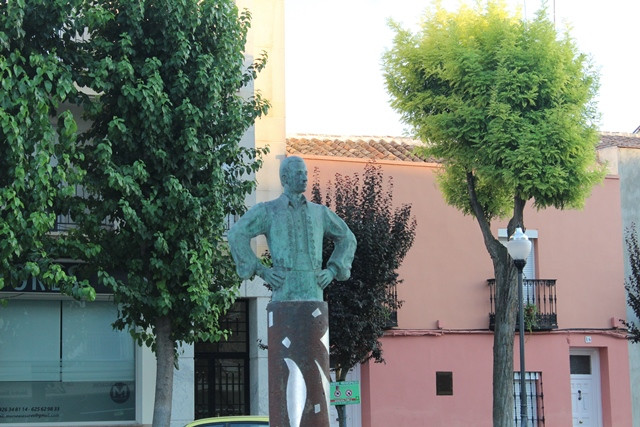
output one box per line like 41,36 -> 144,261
287,134 -> 634,427
598,132 -> 640,427
2,0 -> 637,424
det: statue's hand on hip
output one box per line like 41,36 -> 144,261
259,265 -> 285,289
316,269 -> 335,290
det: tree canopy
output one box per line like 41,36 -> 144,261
384,1 -> 604,221
0,0 -> 90,298
66,1 -> 269,425
383,2 -> 604,425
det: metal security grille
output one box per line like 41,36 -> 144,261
53,184 -> 115,232
513,372 -> 545,426
194,300 -> 249,418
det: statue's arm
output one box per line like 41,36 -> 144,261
324,208 -> 357,281
228,204 -> 268,280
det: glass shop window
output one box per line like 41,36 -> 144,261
0,300 -> 135,423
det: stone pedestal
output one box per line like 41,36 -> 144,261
267,301 -> 330,427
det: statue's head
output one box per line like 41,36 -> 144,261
280,156 -> 308,195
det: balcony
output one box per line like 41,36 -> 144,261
488,279 -> 558,331
53,211 -> 115,232
52,184 -> 91,232
385,283 -> 399,328
51,183 -> 238,234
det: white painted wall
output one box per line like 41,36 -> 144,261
618,147 -> 640,427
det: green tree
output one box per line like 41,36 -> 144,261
312,163 -> 416,427
383,2 -> 604,425
0,0 -> 91,298
623,225 -> 640,342
69,1 -> 268,425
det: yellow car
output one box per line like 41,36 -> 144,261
184,415 -> 269,427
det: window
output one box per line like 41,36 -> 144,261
513,372 -> 545,426
570,355 -> 592,375
499,229 -> 537,278
0,300 -> 135,423
436,371 -> 453,396
500,229 -> 537,304
195,300 -> 250,418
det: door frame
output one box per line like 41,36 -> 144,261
570,348 -> 603,427
194,299 -> 251,418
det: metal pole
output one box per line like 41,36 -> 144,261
515,260 -> 527,426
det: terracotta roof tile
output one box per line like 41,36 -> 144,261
286,135 -> 428,162
286,132 -> 640,163
597,132 -> 640,149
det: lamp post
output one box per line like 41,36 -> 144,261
507,227 -> 532,427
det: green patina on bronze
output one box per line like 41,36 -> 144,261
228,156 -> 356,301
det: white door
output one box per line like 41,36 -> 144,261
570,349 -> 602,427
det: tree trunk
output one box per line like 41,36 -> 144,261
466,173 -> 524,426
491,253 -> 518,427
153,315 -> 175,427
336,405 -> 346,427
489,198 -> 526,427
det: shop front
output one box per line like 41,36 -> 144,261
0,276 -> 135,424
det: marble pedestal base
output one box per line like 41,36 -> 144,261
267,301 -> 330,427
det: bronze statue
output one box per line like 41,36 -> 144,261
228,156 -> 356,426
228,156 -> 356,301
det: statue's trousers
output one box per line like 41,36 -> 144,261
267,301 -> 330,427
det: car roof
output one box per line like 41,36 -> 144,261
186,415 -> 269,426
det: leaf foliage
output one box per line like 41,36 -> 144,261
0,0 -> 91,298
624,225 -> 640,343
383,1 -> 604,220
312,163 -> 416,376
67,0 -> 269,350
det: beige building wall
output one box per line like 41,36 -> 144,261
235,0 -> 286,420
237,0 -> 287,205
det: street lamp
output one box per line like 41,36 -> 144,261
507,227 -> 532,427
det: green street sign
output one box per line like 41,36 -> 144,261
330,381 -> 361,405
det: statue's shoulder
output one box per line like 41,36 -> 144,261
261,195 -> 288,213
305,200 -> 331,218
306,199 -> 325,210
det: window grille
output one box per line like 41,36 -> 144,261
194,300 -> 250,418
513,372 -> 545,426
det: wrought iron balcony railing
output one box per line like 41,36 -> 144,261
385,283 -> 399,329
53,210 -> 116,232
51,183 -> 239,234
488,279 -> 558,331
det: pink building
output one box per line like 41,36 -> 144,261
287,134 -> 633,427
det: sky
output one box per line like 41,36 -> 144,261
285,0 -> 640,137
